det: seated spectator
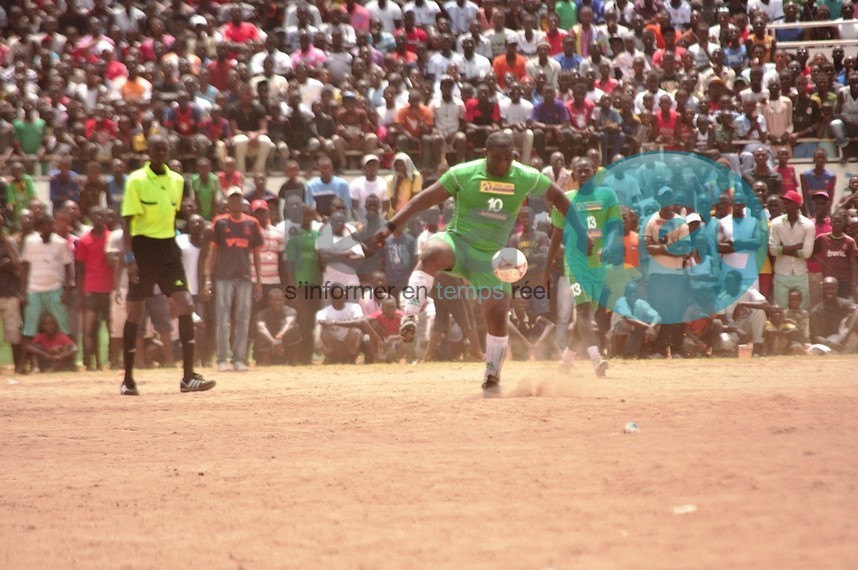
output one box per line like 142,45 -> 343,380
255,288 -> 301,366
717,270 -> 772,356
26,313 -> 77,373
229,84 -> 275,174
810,277 -> 858,351
315,283 -> 379,364
335,91 -> 380,168
395,89 -> 437,170
765,305 -> 807,356
610,281 -> 661,359
507,292 -> 553,362
367,297 -> 406,363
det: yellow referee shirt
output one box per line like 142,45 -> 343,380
121,162 -> 185,239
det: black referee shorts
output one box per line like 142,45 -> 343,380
127,236 -> 190,302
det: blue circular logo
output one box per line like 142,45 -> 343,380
562,151 -> 769,325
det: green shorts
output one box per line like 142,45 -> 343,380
429,232 -> 512,297
565,266 -> 605,306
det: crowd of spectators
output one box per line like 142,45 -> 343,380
2,0 -> 858,373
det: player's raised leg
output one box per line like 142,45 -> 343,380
399,239 -> 456,342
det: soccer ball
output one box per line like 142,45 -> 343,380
492,248 -> 528,283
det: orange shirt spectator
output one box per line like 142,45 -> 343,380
396,102 -> 434,139
492,51 -> 528,88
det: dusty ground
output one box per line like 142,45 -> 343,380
1,357 -> 857,570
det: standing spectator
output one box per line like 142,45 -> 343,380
742,146 -> 784,198
644,186 -> 692,357
769,190 -> 815,309
791,75 -> 824,159
244,173 -> 279,206
806,191 -> 834,308
119,136 -> 215,395
307,156 -> 352,218
204,188 -> 264,372
285,204 -> 324,364
217,157 -> 244,196
0,214 -> 24,373
318,210 -> 365,290
75,208 -> 112,371
80,162 -> 108,222
107,159 -> 128,211
250,200 -> 286,305
350,156 -> 389,220
48,155 -> 80,212
800,149 -> 837,213
387,153 -> 423,217
6,162 -> 36,229
717,191 -> 765,287
813,210 -> 858,299
229,84 -> 275,175
191,158 -> 222,222
175,214 -> 210,366
382,224 -> 418,298
278,160 -> 308,206
21,214 -> 74,358
221,6 -> 261,50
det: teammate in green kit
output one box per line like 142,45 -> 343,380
544,157 -> 623,377
373,132 -> 585,396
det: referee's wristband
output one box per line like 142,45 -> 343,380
386,221 -> 397,233
124,252 -> 136,264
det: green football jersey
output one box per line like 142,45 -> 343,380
551,185 -> 622,275
439,159 -> 551,252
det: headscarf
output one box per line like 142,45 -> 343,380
392,151 -> 416,181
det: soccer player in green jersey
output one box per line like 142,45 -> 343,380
374,132 -> 584,396
544,157 -> 624,377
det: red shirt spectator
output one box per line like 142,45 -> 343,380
223,22 -> 261,44
465,98 -> 501,124
566,98 -> 595,130
76,229 -> 114,293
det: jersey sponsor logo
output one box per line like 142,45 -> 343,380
479,180 -> 515,195
225,237 -> 251,248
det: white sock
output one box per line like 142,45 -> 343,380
587,345 -> 601,363
402,270 -> 434,317
485,334 -> 509,380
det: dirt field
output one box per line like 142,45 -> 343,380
1,357 -> 857,570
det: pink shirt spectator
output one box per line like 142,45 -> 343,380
291,45 -> 328,69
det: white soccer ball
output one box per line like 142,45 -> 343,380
492,248 -> 528,283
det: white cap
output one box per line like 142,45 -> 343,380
685,213 -> 703,224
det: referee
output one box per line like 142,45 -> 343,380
119,135 -> 215,395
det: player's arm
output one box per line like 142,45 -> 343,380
546,181 -> 590,253
373,182 -> 450,248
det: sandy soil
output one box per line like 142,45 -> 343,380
1,357 -> 857,570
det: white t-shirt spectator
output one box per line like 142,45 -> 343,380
443,0 -> 480,36
22,233 -> 72,293
175,233 -> 202,296
459,53 -> 493,82
665,0 -> 692,30
365,1 -> 404,33
317,227 -> 364,287
718,287 -> 766,323
427,51 -> 465,80
105,228 -> 128,289
316,302 -> 364,341
500,98 -> 534,126
349,177 -> 389,211
432,97 -> 466,137
403,1 -> 442,28
747,0 -> 785,22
